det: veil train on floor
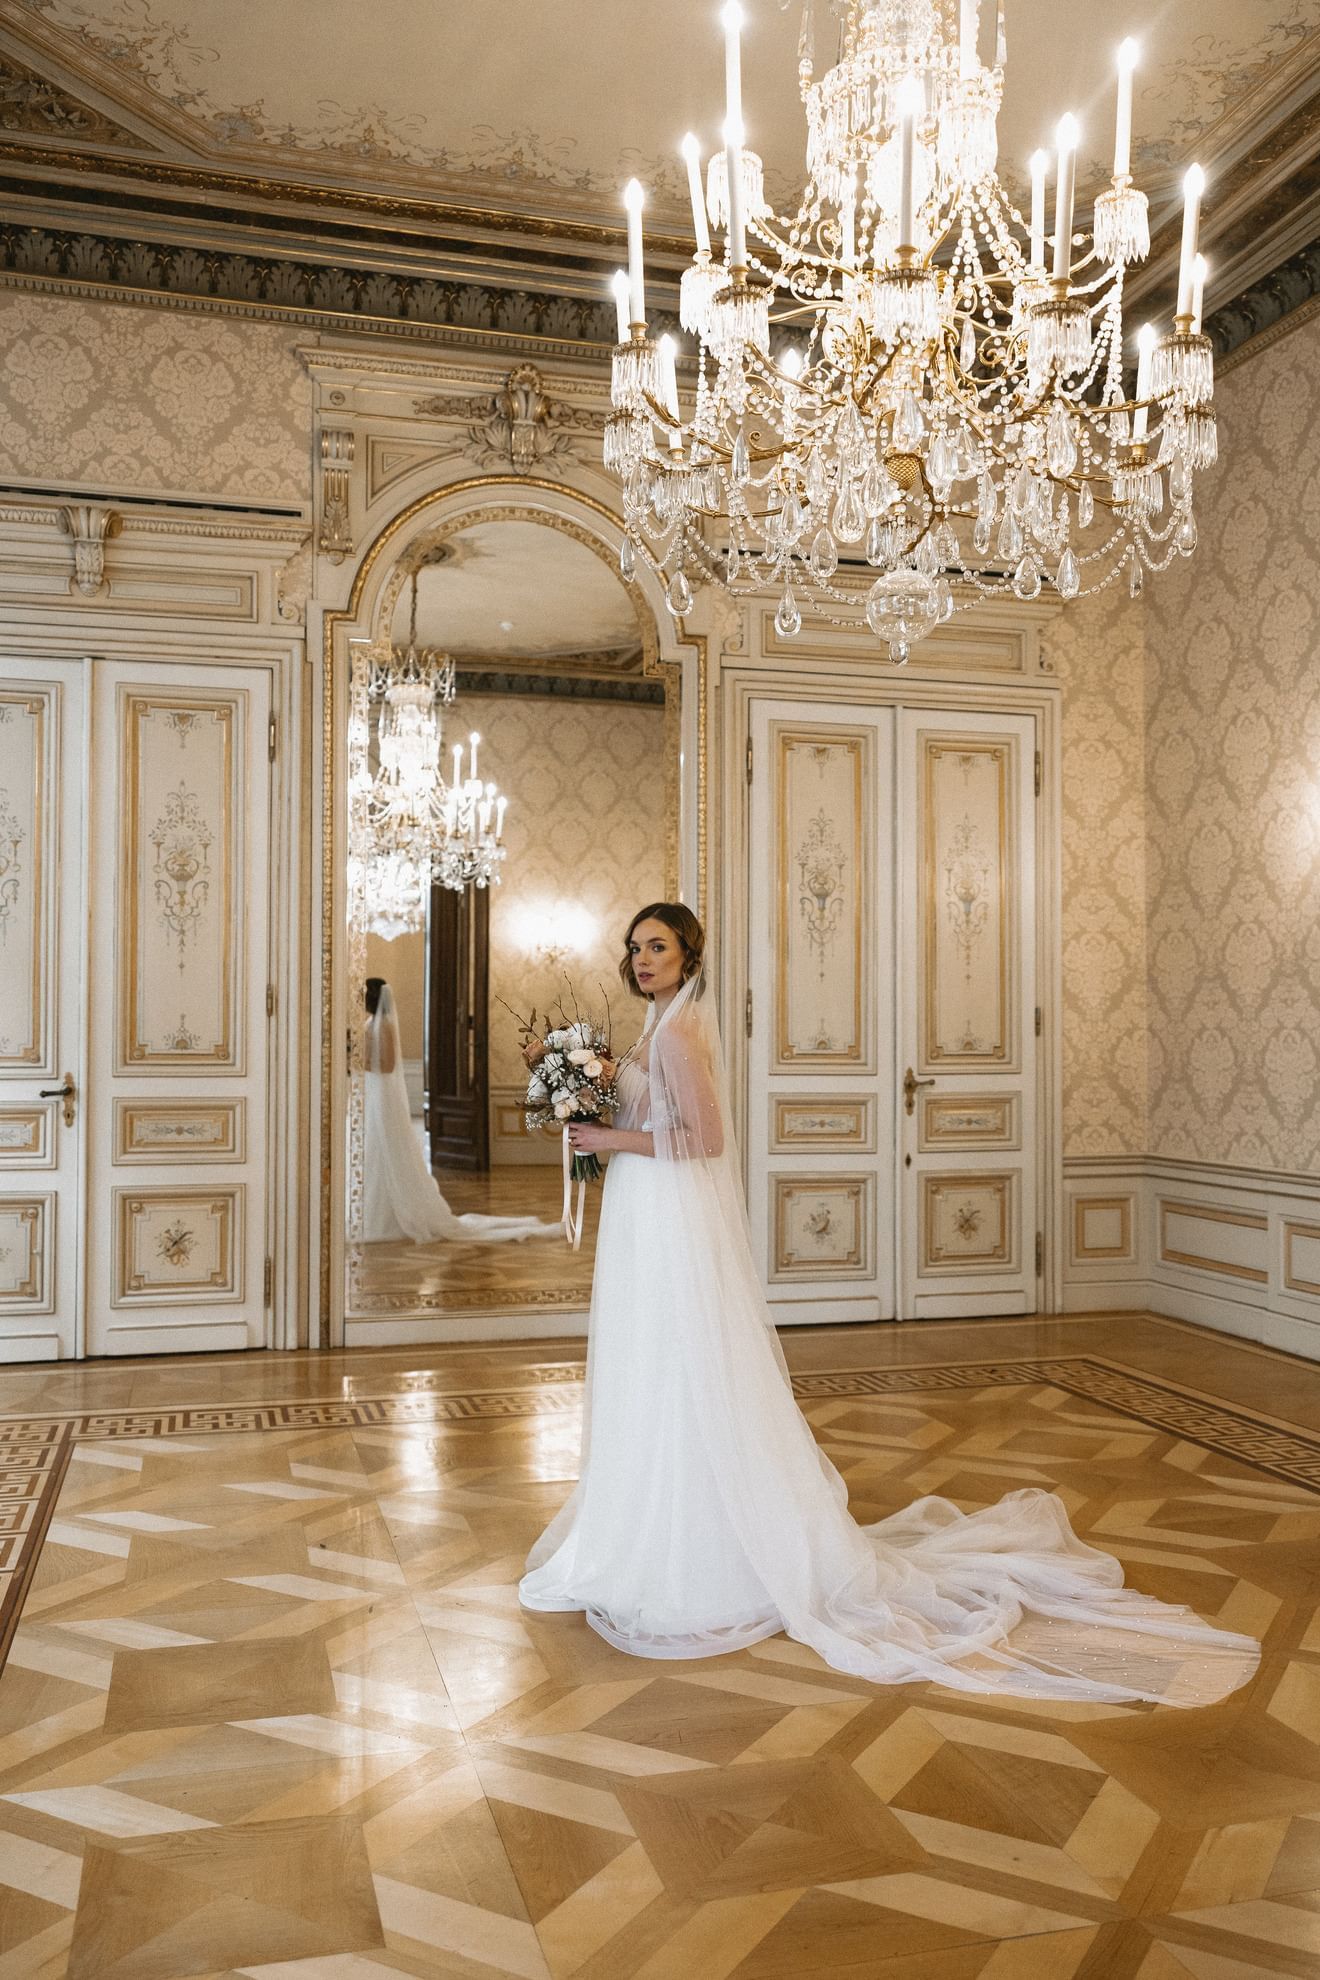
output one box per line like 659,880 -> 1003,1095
361,983 -> 558,1246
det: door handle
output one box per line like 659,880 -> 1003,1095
902,1066 -> 935,1116
38,1073 -> 76,1127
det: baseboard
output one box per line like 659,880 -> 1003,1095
1063,1155 -> 1320,1359
344,1306 -> 589,1346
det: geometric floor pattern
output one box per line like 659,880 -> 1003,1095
2,1352 -> 1320,1976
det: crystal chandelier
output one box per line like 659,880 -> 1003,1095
605,0 -> 1214,660
348,573 -> 508,938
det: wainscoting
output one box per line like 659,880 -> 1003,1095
1064,1156 -> 1320,1359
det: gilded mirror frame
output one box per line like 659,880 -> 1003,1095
320,475 -> 705,1344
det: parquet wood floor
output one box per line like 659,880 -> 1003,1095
2,1315 -> 1320,1978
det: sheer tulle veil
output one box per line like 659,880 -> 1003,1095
522,962 -> 1260,1708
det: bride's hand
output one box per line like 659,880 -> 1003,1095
568,1122 -> 614,1154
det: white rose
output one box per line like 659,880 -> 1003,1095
567,1047 -> 593,1066
584,1058 -> 603,1079
554,1099 -> 572,1120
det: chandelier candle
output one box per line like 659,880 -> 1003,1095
604,0 -> 1217,659
611,270 -> 629,344
1029,148 -> 1047,267
1177,163 -> 1205,321
1053,113 -> 1078,282
623,179 -> 647,328
1192,252 -> 1207,334
897,76 -> 920,247
681,133 -> 712,256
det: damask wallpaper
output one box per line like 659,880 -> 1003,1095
459,692 -> 667,1090
1052,583 -> 1149,1158
0,291 -> 311,505
1145,313 -> 1320,1174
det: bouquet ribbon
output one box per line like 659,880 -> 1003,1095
561,1127 -> 587,1251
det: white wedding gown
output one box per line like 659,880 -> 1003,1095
521,982 -> 1259,1707
361,986 -> 559,1246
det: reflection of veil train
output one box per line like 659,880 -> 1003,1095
361,979 -> 558,1245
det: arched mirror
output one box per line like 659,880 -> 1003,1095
343,509 -> 682,1326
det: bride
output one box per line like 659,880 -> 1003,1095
520,904 -> 1259,1706
361,977 -> 558,1245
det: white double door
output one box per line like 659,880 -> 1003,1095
746,696 -> 1040,1322
0,655 -> 273,1359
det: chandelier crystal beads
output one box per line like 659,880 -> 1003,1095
605,0 -> 1214,661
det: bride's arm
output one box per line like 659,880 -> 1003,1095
569,1123 -> 653,1157
653,1029 -> 723,1159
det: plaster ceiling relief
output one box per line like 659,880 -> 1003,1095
390,519 -> 639,662
11,0 -> 1320,225
0,48 -> 154,146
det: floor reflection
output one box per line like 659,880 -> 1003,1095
351,1162 -> 599,1313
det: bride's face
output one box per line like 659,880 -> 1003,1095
629,919 -> 686,999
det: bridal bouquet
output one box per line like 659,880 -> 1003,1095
524,1016 -> 618,1181
501,991 -> 620,1251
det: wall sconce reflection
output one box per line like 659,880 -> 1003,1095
512,900 -> 599,971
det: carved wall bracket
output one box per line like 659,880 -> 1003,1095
412,363 -> 605,476
57,504 -> 120,597
318,429 -> 355,564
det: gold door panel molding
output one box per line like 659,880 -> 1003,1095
118,689 -> 244,1074
771,1174 -> 874,1282
1071,1195 -> 1136,1264
774,724 -> 871,1070
1283,1219 -> 1320,1298
918,1091 -> 1019,1152
113,1099 -> 246,1164
920,1172 -> 1018,1274
0,1106 -> 53,1168
770,1095 -> 876,1154
1158,1198 -> 1268,1285
112,1187 -> 241,1306
0,1194 -> 52,1309
920,733 -> 1015,1071
0,687 -> 52,1071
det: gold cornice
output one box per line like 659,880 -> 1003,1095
0,137 -> 694,257
320,475 -> 704,1336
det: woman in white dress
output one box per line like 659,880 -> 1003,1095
361,977 -> 559,1245
520,905 -> 1259,1707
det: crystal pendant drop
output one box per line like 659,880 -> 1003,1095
667,567 -> 693,616
1046,404 -> 1078,479
1056,547 -> 1080,598
619,536 -> 635,579
865,516 -> 888,565
833,481 -> 866,543
977,472 -> 997,523
972,513 -> 992,555
1175,512 -> 1198,554
1013,554 -> 1041,600
934,576 -> 954,621
1129,554 -> 1143,598
781,491 -> 806,543
809,526 -> 839,579
775,583 -> 802,637
724,540 -> 740,583
703,465 -> 722,507
1077,480 -> 1094,528
730,428 -> 750,485
998,510 -> 1023,561
1169,455 -> 1192,505
933,519 -> 960,564
892,388 -> 925,452
862,460 -> 892,516
959,315 -> 977,373
913,531 -> 939,576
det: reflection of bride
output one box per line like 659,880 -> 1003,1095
361,978 -> 558,1245
521,903 -> 1259,1707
